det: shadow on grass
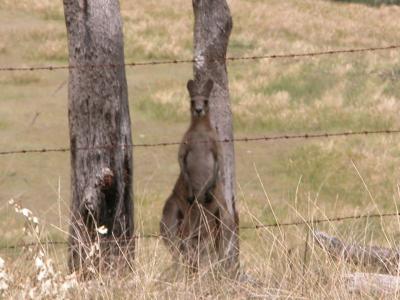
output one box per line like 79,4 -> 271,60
333,0 -> 400,5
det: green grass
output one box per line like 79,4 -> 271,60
280,136 -> 400,211
0,73 -> 42,85
260,62 -> 338,103
0,121 -> 8,130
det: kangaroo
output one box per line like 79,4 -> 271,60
160,79 -> 228,271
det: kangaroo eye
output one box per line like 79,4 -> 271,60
204,100 -> 209,105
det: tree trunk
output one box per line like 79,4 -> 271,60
63,0 -> 134,276
192,0 -> 239,274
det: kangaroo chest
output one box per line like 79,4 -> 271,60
186,132 -> 216,192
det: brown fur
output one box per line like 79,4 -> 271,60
160,79 -> 230,271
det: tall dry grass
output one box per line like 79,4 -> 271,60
2,178 -> 400,299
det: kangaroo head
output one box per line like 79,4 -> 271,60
187,79 -> 214,118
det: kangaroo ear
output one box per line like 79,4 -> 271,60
203,79 -> 214,97
187,80 -> 195,97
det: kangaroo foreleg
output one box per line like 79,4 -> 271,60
178,145 -> 194,203
198,154 -> 219,203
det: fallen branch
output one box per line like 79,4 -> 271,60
313,231 -> 400,274
344,272 -> 400,295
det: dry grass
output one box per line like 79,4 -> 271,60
2,189 -> 400,299
1,0 -> 400,298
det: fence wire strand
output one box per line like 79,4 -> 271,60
1,211 -> 399,251
0,45 -> 399,72
1,128 -> 399,156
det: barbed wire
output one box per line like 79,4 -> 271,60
239,211 -> 400,230
1,128 -> 399,157
0,45 -> 399,72
1,211 -> 399,251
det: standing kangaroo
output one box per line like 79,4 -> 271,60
160,79 -> 229,271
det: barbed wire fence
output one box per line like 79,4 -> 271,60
1,43 -> 400,251
1,210 -> 399,252
0,44 -> 399,72
1,129 -> 400,156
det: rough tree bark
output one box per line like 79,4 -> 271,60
63,0 -> 134,276
192,0 -> 239,274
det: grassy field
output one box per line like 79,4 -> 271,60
1,0 -> 400,298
